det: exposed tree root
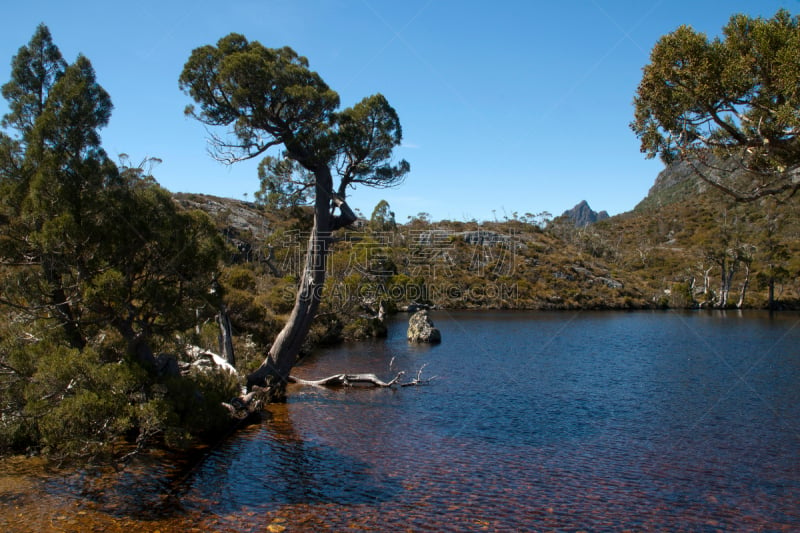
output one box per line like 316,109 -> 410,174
222,385 -> 273,419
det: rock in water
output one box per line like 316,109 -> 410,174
407,310 -> 442,343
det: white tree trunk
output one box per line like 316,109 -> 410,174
246,218 -> 330,397
736,262 -> 751,309
217,304 -> 235,367
246,167 -> 357,400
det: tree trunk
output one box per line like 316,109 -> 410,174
701,265 -> 713,303
289,363 -> 434,388
264,244 -> 281,277
289,372 -> 404,388
42,256 -> 85,350
768,276 -> 776,311
716,258 -> 737,308
246,219 -> 329,398
246,165 -> 358,399
50,284 -> 85,350
112,317 -> 157,369
736,263 -> 750,309
217,303 -> 235,367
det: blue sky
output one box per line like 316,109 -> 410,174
1,1 -> 796,222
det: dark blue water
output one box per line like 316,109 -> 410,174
170,310 -> 800,531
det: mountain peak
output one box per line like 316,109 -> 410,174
561,200 -> 609,227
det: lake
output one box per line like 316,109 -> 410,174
2,310 -> 799,531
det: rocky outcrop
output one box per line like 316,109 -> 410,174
413,229 -> 513,247
561,200 -> 609,227
172,193 -> 273,263
458,230 -> 512,246
634,153 -> 743,211
407,310 -> 441,343
553,264 -> 624,291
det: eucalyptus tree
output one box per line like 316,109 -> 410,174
369,199 -> 396,232
632,9 -> 800,202
180,34 -> 409,397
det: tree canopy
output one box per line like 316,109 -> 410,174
631,9 -> 800,201
179,33 -> 408,203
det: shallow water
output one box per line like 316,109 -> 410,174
2,310 -> 800,531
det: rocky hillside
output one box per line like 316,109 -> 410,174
173,192 -> 276,262
633,155 -> 743,211
170,155 -> 800,317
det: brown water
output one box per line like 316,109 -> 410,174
2,310 -> 800,531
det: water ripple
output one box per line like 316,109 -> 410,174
3,311 -> 799,532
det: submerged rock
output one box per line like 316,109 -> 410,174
407,310 -> 442,343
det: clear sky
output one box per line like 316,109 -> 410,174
0,1 -> 795,222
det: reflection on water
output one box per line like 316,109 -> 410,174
2,310 -> 800,531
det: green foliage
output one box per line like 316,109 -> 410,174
179,32 -> 409,212
223,265 -> 257,291
0,26 -> 230,462
343,317 -> 388,340
334,94 -> 409,191
162,368 -> 241,445
255,156 -> 312,211
669,281 -> 696,308
632,9 -> 800,201
30,349 -> 140,459
1,23 -> 66,137
179,34 -> 340,162
0,335 -> 145,459
0,314 -> 242,459
369,199 -> 396,232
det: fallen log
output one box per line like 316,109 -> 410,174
289,364 -> 435,388
209,346 -> 434,416
289,371 -> 406,387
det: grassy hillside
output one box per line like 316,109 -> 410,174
178,165 -> 799,366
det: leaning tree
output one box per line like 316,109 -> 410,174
631,9 -> 800,202
180,34 -> 409,399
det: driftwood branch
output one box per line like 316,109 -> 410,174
289,363 -> 436,389
401,363 -> 435,387
289,372 -> 405,387
214,354 -> 434,420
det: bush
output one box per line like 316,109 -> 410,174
223,265 -> 257,291
164,367 -> 241,444
343,317 -> 388,340
22,346 -> 145,460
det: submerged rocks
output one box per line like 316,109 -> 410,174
407,310 -> 442,343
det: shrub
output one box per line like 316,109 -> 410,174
343,317 -> 388,340
223,265 -> 257,291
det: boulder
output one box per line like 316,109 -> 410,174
407,310 -> 442,343
405,302 -> 429,313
